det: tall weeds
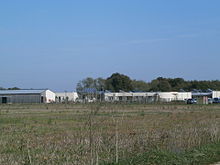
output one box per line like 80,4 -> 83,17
0,104 -> 220,164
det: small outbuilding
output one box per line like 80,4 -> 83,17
55,92 -> 78,103
0,89 -> 55,104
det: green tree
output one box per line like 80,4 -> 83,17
158,80 -> 172,92
105,73 -> 133,92
76,77 -> 106,93
94,77 -> 106,91
76,77 -> 96,93
168,78 -> 186,91
149,77 -> 171,92
8,87 -> 20,90
149,79 -> 160,91
76,75 -> 220,93
132,80 -> 149,92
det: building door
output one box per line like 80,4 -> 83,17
41,96 -> 44,103
2,97 -> 7,104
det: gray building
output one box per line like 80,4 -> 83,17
0,89 -> 55,104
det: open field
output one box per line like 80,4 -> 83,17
0,103 -> 220,165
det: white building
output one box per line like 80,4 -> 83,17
157,92 -> 192,102
0,89 -> 55,104
104,92 -> 156,102
55,92 -> 78,103
212,91 -> 220,98
104,92 -> 192,103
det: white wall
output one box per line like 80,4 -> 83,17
104,92 -> 191,102
56,92 -> 78,102
176,92 -> 192,100
157,92 -> 176,102
158,92 -> 192,102
212,91 -> 220,98
42,90 -> 56,103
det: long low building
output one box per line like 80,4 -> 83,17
1,89 -> 219,104
104,92 -> 192,102
0,89 -> 55,104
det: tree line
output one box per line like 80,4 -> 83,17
76,73 -> 220,93
0,87 -> 20,90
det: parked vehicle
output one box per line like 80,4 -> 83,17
187,98 -> 197,104
208,98 -> 213,104
212,98 -> 220,103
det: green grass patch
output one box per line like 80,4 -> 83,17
104,141 -> 220,165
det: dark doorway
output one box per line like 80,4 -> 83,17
2,97 -> 7,104
41,96 -> 44,103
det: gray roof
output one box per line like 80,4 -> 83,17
192,92 -> 212,96
0,89 -> 47,95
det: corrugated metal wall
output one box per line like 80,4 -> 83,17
0,95 -> 41,103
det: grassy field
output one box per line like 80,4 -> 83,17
0,103 -> 220,165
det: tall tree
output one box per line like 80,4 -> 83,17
76,77 -> 106,92
158,80 -> 172,92
132,80 -> 149,92
95,77 -> 106,91
105,73 -> 133,92
76,77 -> 96,93
149,77 -> 172,92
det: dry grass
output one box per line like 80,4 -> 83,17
0,103 -> 220,164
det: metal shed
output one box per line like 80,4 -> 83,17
0,89 -> 55,104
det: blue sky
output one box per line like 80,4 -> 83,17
0,0 -> 220,91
